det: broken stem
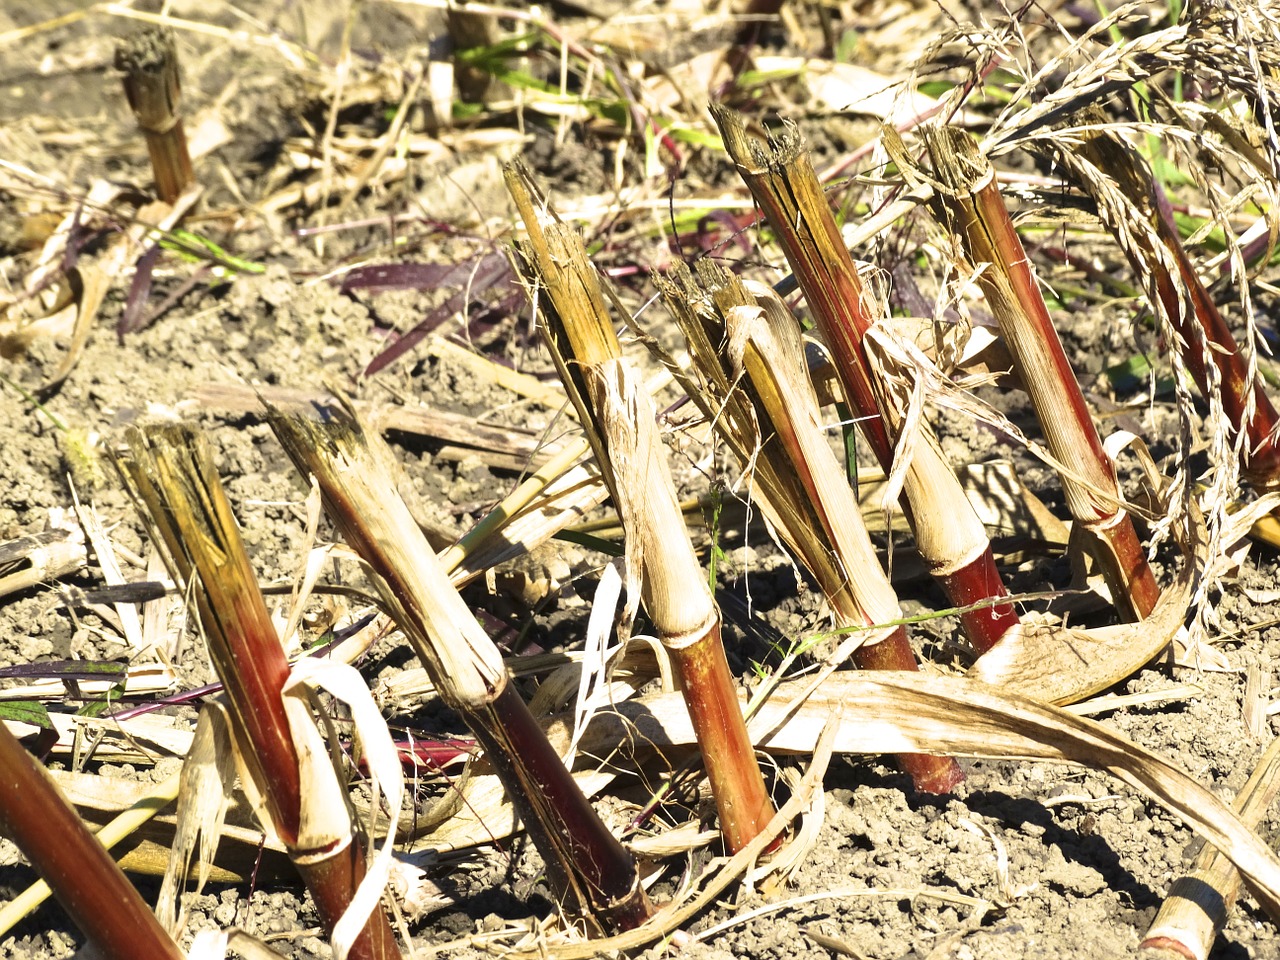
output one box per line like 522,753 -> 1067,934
268,405 -> 652,932
711,106 -> 1019,655
506,161 -> 776,848
115,28 -> 195,204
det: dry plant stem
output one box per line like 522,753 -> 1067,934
720,281 -> 960,793
505,162 -> 774,849
116,426 -> 400,960
267,406 -> 651,932
115,28 -> 194,205
447,4 -> 506,103
656,261 -> 959,791
1139,736 -> 1280,960
591,359 -> 774,849
1073,127 -> 1280,490
0,722 -> 184,960
711,106 -> 1018,654
920,125 -> 1160,620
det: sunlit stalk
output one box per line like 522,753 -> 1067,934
268,405 -> 652,933
711,106 -> 1019,654
116,425 -> 401,960
920,125 -> 1160,620
659,261 -> 962,794
506,162 -> 776,848
1070,118 -> 1280,490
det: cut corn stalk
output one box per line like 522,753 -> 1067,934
114,425 -> 401,960
0,720 -> 184,960
266,402 -> 653,934
711,106 -> 1019,656
115,28 -> 195,205
1066,115 -> 1280,491
658,259 -> 962,793
916,124 -> 1161,620
1139,735 -> 1280,960
505,162 -> 776,849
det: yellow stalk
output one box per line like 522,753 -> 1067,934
507,162 -> 776,851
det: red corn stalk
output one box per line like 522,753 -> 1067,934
658,260 -> 962,794
115,425 -> 401,960
711,105 -> 1019,655
505,162 -> 776,849
266,403 -> 653,933
115,28 -> 195,205
917,124 -> 1161,620
0,721 -> 184,960
1066,115 -> 1280,490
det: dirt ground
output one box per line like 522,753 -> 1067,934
3,1 -> 1280,959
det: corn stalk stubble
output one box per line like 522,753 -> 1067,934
505,161 -> 775,849
654,260 -> 960,792
267,405 -> 652,933
917,124 -> 1161,621
710,105 -> 1020,657
1067,115 -> 1280,491
116,425 -> 401,960
114,27 -> 195,205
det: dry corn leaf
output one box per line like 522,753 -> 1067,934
967,535 -> 1190,705
157,706 -> 238,934
560,672 -> 1280,921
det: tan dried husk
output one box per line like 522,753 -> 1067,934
723,285 -> 899,631
587,356 -> 715,641
157,706 -> 237,934
828,278 -> 993,577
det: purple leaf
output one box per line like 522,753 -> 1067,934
0,660 -> 126,682
363,252 -> 513,376
339,262 -> 458,294
118,242 -> 162,338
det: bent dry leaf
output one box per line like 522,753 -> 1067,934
562,672 -> 1280,922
